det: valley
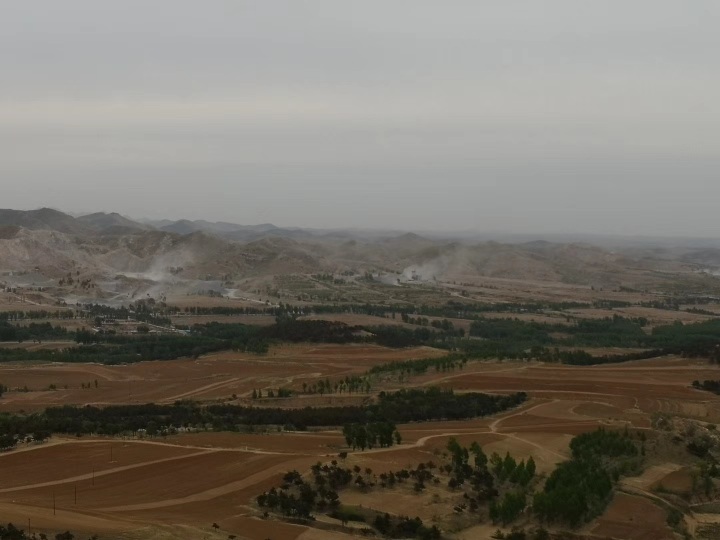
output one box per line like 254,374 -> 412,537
1,209 -> 720,539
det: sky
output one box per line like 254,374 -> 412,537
1,1 -> 718,236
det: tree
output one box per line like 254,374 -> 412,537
470,441 -> 487,469
501,452 -> 517,480
526,456 -> 536,477
490,452 -> 503,475
374,513 -> 391,534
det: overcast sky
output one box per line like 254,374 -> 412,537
1,1 -> 718,236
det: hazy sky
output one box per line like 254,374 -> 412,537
2,1 -> 718,236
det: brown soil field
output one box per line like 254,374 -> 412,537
412,357 -> 720,422
162,431 -> 346,454
164,295 -> 267,309
2,345 -> 720,539
0,438 -> 319,535
568,306 -> 711,326
171,314 -> 277,326
0,440 -> 198,489
652,467 -> 694,494
300,313 -> 413,328
0,343 -> 444,412
589,493 -> 676,540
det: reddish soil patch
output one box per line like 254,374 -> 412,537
0,345 -> 714,538
652,467 -> 694,494
300,313 -> 413,328
171,314 -> 278,326
163,431 -> 346,454
591,493 -> 676,540
0,343 -> 443,412
0,440 -> 197,489
0,442 -> 317,532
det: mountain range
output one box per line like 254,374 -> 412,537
1,208 -> 719,306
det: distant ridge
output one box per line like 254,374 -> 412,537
0,207 -> 89,235
77,212 -> 151,233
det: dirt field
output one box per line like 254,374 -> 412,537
568,306 -> 712,327
0,343 -> 444,412
589,493 -> 676,540
171,314 -> 278,327
2,344 -> 720,539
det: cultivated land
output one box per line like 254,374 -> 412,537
0,344 -> 443,412
3,209 -> 720,539
1,351 -> 720,539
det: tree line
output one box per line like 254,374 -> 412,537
0,310 -> 75,321
0,321 -> 70,342
692,380 -> 720,394
0,523 -> 94,540
2,314 -> 718,368
0,388 -> 527,443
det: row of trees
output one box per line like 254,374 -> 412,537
469,315 -> 650,350
373,388 -> 528,423
0,321 -> 69,342
3,311 -> 719,368
0,524 -> 94,540
0,388 -> 528,440
0,309 -> 75,321
693,380 -> 720,394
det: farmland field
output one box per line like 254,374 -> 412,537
2,340 -> 720,538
